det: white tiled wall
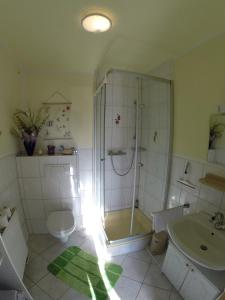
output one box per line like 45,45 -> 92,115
0,154 -> 27,239
16,149 -> 93,234
168,154 -> 225,215
104,71 -> 138,211
138,78 -> 171,218
104,71 -> 172,216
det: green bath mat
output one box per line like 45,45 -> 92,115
47,246 -> 123,300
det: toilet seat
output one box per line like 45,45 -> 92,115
47,211 -> 75,237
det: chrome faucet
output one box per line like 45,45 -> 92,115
211,212 -> 225,230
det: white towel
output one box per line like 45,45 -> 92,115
152,206 -> 184,233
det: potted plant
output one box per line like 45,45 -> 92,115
209,122 -> 225,149
208,122 -> 225,163
12,108 -> 48,156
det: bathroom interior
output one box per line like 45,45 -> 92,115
1,1 -> 225,300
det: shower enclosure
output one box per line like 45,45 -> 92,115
94,70 -> 172,243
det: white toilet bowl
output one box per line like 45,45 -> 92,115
47,210 -> 76,243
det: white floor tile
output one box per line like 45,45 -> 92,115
170,291 -> 183,300
25,256 -> 49,283
151,253 -> 166,267
76,229 -> 89,238
122,256 -> 150,282
80,238 -> 97,256
60,288 -> 89,300
41,243 -> 65,262
29,285 -> 52,300
38,273 -> 70,299
108,254 -> 126,265
28,249 -> 38,262
136,284 -> 171,300
65,231 -> 87,247
109,276 -> 141,300
23,276 -> 35,289
144,262 -> 172,290
128,249 -> 152,263
28,234 -> 57,253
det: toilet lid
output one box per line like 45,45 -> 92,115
47,211 -> 75,232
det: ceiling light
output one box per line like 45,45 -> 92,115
82,14 -> 112,33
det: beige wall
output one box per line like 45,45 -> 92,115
173,34 -> 225,161
24,72 -> 94,149
0,49 -> 22,156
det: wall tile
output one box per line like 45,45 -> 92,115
0,155 -> 27,239
19,157 -> 40,178
188,160 -> 204,187
26,200 -> 46,219
170,156 -> 185,186
167,154 -> 225,216
78,149 -> 92,171
17,154 -> 84,234
106,84 -> 113,106
112,127 -> 128,149
39,156 -> 59,177
44,198 -> 62,215
168,184 -> 181,208
105,170 -> 111,190
30,219 -> 48,234
199,185 -> 223,207
60,197 -> 76,212
16,158 -> 22,178
105,106 -> 113,128
58,156 -> 77,175
195,199 -> 218,215
108,189 -> 123,211
79,170 -> 92,191
42,177 -> 60,199
59,176 -> 79,198
23,178 -> 42,200
113,85 -> 126,106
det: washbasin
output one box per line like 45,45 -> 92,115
167,212 -> 225,271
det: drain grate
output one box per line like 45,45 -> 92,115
200,244 -> 208,251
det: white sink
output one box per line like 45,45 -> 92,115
167,212 -> 225,271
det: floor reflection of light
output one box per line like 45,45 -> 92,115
82,193 -> 121,299
70,166 -> 76,198
87,275 -> 97,300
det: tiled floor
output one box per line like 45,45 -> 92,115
23,231 -> 183,300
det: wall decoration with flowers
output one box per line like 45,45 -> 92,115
42,91 -> 72,140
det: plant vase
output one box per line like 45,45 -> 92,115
23,135 -> 36,156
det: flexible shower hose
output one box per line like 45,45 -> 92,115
110,147 -> 135,176
110,100 -> 137,177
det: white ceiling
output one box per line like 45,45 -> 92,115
1,0 -> 225,75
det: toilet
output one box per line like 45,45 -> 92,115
47,210 -> 76,243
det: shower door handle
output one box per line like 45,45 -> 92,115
100,158 -> 105,161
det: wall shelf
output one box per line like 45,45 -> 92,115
199,173 -> 225,192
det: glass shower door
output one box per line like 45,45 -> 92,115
94,85 -> 106,222
94,70 -> 172,244
138,77 -> 171,218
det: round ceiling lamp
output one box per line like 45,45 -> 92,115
82,13 -> 112,33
